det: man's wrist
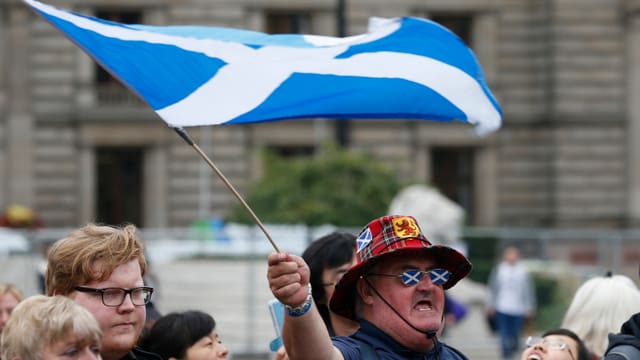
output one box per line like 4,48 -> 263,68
285,284 -> 313,317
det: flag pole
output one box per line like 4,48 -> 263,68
173,127 -> 281,253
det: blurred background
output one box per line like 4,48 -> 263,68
1,0 -> 640,358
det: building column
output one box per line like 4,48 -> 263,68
144,145 -> 167,228
626,11 -> 640,224
5,5 -> 34,207
78,145 -> 96,224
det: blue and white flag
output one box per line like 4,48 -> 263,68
23,0 -> 502,134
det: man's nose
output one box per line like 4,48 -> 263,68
117,293 -> 136,311
533,343 -> 548,352
415,272 -> 435,290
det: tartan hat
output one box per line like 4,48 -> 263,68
329,215 -> 472,320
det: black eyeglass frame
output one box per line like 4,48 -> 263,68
74,286 -> 154,307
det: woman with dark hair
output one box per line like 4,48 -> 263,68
140,311 -> 228,360
521,328 -> 591,360
302,232 -> 359,337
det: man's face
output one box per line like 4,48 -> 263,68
70,259 -> 145,360
359,252 -> 445,352
0,292 -> 20,333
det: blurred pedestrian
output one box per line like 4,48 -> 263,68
302,231 -> 359,337
442,293 -> 468,336
487,246 -> 536,360
521,328 -> 590,360
46,223 -> 161,360
1,295 -> 102,360
562,272 -> 640,359
139,310 -> 228,360
0,283 -> 23,335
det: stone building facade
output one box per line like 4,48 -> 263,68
1,0 -> 639,230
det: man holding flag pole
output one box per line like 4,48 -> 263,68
267,215 -> 472,359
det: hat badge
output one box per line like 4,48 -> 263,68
356,227 -> 372,253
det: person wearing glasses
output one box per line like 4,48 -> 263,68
1,295 -> 102,360
267,214 -> 472,360
45,223 -> 161,360
521,328 -> 590,360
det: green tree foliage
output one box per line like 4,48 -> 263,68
226,146 -> 403,227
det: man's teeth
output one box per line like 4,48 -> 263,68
527,355 -> 541,360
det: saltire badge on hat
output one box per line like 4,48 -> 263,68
357,227 -> 372,253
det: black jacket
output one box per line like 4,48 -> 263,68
121,346 -> 163,360
603,312 -> 640,359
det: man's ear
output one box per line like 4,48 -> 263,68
356,277 -> 374,305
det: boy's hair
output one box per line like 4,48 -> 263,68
46,223 -> 147,295
542,328 -> 591,360
1,295 -> 102,360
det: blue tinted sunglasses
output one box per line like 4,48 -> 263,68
367,268 -> 450,286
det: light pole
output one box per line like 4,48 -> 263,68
335,0 -> 350,146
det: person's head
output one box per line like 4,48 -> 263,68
1,295 -> 102,360
502,246 -> 521,265
139,311 -> 228,360
0,283 -> 24,334
521,328 -> 590,360
561,273 -> 640,357
46,223 -> 151,360
329,215 -> 472,352
302,232 -> 356,306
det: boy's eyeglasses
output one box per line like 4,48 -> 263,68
526,336 -> 575,360
74,286 -> 153,307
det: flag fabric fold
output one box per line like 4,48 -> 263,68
23,0 -> 503,134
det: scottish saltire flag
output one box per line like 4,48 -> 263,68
23,0 -> 502,134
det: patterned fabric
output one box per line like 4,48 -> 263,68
329,215 -> 472,320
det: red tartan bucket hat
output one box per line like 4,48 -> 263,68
329,215 -> 472,320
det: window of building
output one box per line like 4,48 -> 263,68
94,9 -> 143,104
267,145 -> 315,158
96,147 -> 143,226
430,147 -> 475,223
265,11 -> 311,34
430,14 -> 472,45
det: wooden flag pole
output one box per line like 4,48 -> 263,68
173,127 -> 281,253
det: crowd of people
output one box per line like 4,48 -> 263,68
0,216 -> 638,360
